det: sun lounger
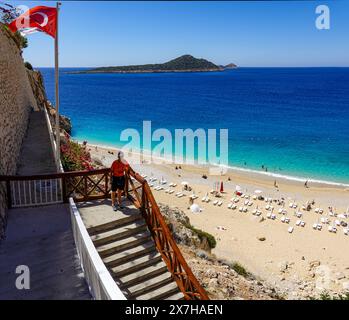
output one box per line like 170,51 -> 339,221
288,227 -> 294,233
328,226 -> 337,233
320,217 -> 328,224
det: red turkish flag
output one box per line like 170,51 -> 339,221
7,6 -> 57,38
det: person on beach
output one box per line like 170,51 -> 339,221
111,151 -> 129,211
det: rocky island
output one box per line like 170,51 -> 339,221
73,55 -> 237,74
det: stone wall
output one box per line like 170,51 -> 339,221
0,24 -> 39,238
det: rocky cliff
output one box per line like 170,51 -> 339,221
0,24 -> 50,238
159,204 -> 280,299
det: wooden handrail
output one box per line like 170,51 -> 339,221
0,168 -> 110,181
126,169 -> 209,300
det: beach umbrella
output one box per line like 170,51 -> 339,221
220,181 -> 224,193
190,204 -> 201,213
235,185 -> 242,192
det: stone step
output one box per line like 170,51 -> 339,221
164,291 -> 185,300
127,272 -> 174,298
134,282 -> 180,300
112,254 -> 163,278
98,233 -> 152,259
104,243 -> 157,269
118,263 -> 169,288
87,214 -> 143,236
92,223 -> 148,247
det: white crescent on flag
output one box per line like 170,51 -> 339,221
7,6 -> 57,38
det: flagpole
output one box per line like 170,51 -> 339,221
55,2 -> 61,171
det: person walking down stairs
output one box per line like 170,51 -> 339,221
111,151 -> 129,211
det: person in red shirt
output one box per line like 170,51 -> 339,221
111,151 -> 129,211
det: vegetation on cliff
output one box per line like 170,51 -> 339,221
61,134 -> 94,172
80,55 -> 225,74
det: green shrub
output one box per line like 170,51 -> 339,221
183,222 -> 217,249
24,62 -> 33,70
231,262 -> 249,278
316,291 -> 349,300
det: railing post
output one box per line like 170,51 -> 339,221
140,182 -> 146,216
84,176 -> 88,201
62,176 -> 68,203
105,173 -> 109,199
124,172 -> 129,198
6,180 -> 12,209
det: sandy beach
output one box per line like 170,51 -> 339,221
88,143 -> 349,299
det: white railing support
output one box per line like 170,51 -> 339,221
69,198 -> 126,300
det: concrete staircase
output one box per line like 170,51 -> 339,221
87,213 -> 184,300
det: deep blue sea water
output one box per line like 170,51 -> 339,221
39,68 -> 349,185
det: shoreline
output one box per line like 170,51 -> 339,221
80,140 -> 349,189
86,141 -> 349,299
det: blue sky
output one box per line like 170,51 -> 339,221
9,1 -> 349,67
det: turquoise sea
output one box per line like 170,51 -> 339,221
39,68 -> 349,185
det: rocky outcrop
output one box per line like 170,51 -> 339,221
27,69 -> 48,111
159,204 -> 212,251
46,102 -> 72,135
158,204 -> 279,299
224,63 -> 237,69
